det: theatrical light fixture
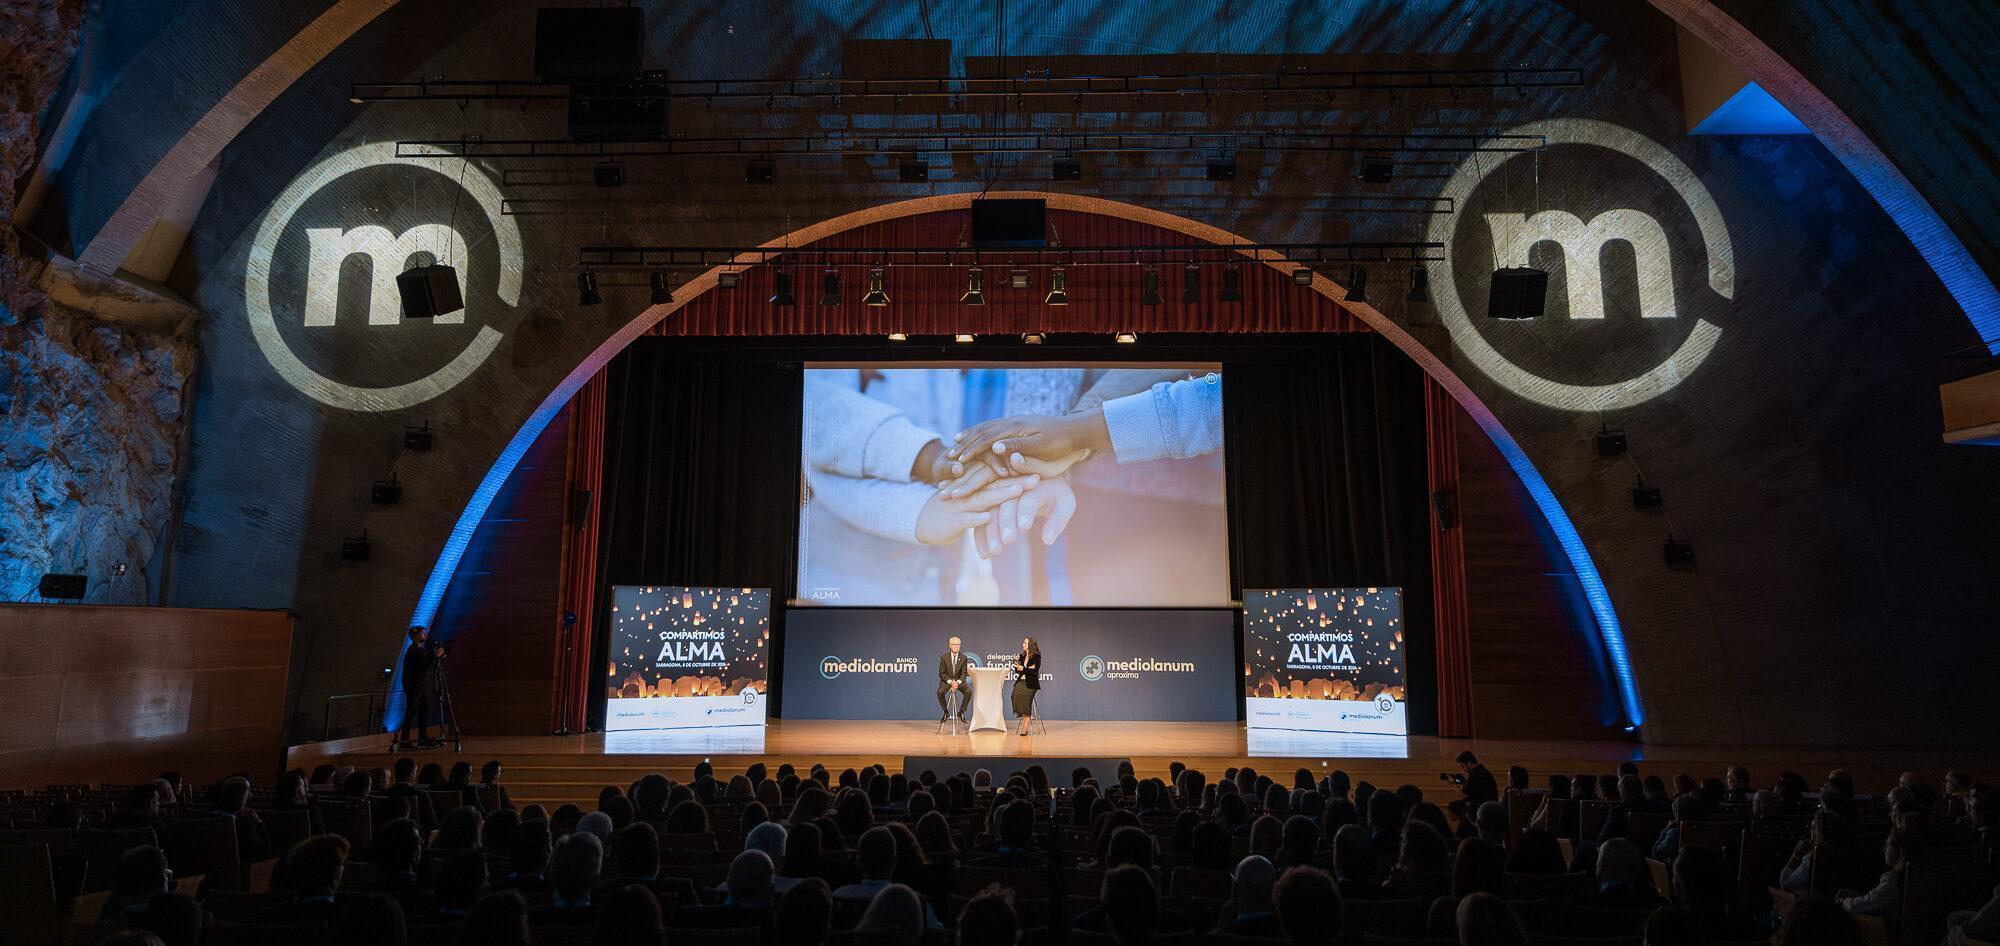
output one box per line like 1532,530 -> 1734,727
1291,266 -> 1315,286
342,531 -> 372,562
1140,266 -> 1163,306
1008,269 -> 1031,290
1361,156 -> 1395,184
1346,266 -> 1369,303
1407,267 -> 1431,303
862,267 -> 891,307
820,270 -> 842,306
1115,332 -> 1138,344
1487,266 -> 1548,320
898,157 -> 930,182
1664,536 -> 1696,567
1219,268 -> 1244,303
593,160 -> 625,188
744,159 -> 775,184
717,270 -> 741,288
1595,426 -> 1629,457
372,474 -> 402,505
403,423 -> 434,452
1022,332 -> 1045,344
887,332 -> 908,341
955,333 -> 975,343
1205,153 -> 1238,181
1045,267 -> 1070,306
649,267 -> 674,305
1632,481 -> 1663,508
769,270 -> 796,306
1051,155 -> 1083,181
576,266 -> 603,306
1182,265 -> 1201,303
961,268 -> 986,306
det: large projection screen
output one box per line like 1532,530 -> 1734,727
1243,588 -> 1409,735
604,586 -> 769,732
798,364 -> 1227,607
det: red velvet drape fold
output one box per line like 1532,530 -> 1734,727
553,372 -> 608,733
1425,378 -> 1474,737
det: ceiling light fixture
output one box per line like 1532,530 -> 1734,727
962,268 -> 986,306
862,267 -> 891,307
1045,267 -> 1069,306
577,266 -> 602,306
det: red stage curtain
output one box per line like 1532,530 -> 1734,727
649,209 -> 1369,337
1426,378 -> 1474,737
553,371 -> 608,733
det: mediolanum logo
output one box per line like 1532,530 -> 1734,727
819,656 -> 920,679
244,141 -> 525,412
1431,118 -> 1735,413
1079,655 -> 1105,681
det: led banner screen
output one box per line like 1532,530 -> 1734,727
1242,588 -> 1408,735
604,586 -> 770,732
797,364 -> 1228,607
781,608 -> 1237,722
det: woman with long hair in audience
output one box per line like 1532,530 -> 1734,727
1506,827 -> 1567,875
915,810 -> 958,859
774,877 -> 833,946
1455,892 -> 1528,946
663,799 -> 709,837
855,883 -> 926,946
1248,814 -> 1283,858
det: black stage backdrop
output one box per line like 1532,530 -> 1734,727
588,335 -> 1434,732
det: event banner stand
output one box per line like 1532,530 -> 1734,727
605,586 -> 770,732
1242,588 -> 1408,736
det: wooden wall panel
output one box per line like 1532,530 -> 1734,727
0,604 -> 294,788
1454,409 -> 1622,741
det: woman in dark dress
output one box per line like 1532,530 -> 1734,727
1011,637 -> 1042,736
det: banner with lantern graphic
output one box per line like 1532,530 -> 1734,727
1242,588 -> 1407,735
605,586 -> 770,731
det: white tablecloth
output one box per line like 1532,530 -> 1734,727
968,665 -> 1009,732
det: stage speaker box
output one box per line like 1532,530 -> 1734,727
1487,267 -> 1548,320
342,533 -> 371,562
38,573 -> 87,599
568,85 -> 667,141
372,476 -> 402,505
971,199 -> 1047,247
535,7 -> 644,82
1595,428 -> 1628,457
1664,537 -> 1695,566
404,425 -> 433,452
1429,489 -> 1458,530
1632,484 -> 1663,508
396,264 -> 463,319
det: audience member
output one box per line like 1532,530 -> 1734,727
1273,865 -> 1342,946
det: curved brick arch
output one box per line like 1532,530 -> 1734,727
396,192 -> 1649,730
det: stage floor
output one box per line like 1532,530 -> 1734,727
297,720 -> 1989,811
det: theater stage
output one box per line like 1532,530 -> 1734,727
297,720 -> 1989,811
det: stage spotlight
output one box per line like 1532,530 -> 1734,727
955,333 -> 975,343
403,423 -> 433,452
576,267 -> 602,306
1008,269 -> 1031,290
594,160 -> 625,188
769,270 -> 796,306
371,474 -> 401,505
342,531 -> 371,562
862,267 -> 891,307
1140,266 -> 1162,306
962,268 -> 986,306
1115,332 -> 1138,344
1595,426 -> 1628,457
887,332 -> 908,342
1219,268 -> 1244,303
1664,536 -> 1696,567
1346,266 -> 1369,303
820,270 -> 842,306
1291,266 -> 1314,286
1407,267 -> 1431,303
1632,482 -> 1663,508
1182,265 -> 1201,303
1205,154 -> 1237,181
1045,267 -> 1069,306
1361,156 -> 1394,184
649,267 -> 674,305
745,159 -> 775,184
1022,332 -> 1044,344
717,270 -> 741,288
1487,267 -> 1548,320
898,157 -> 930,182
1052,155 -> 1083,181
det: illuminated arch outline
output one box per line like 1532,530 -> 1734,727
393,192 -> 1648,731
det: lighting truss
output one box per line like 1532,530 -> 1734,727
352,67 -> 1583,106
575,241 -> 1446,269
399,130 -> 1543,162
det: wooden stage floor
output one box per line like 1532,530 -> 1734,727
297,720 -> 1990,811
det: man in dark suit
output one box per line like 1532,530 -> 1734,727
383,756 -> 438,830
1449,750 -> 1500,831
937,636 -> 972,723
397,626 -> 441,748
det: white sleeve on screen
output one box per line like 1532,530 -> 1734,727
805,467 -> 931,544
803,377 -> 941,482
1100,372 -> 1223,463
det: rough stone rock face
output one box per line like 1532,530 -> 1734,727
1,0 -> 83,326
0,307 -> 194,601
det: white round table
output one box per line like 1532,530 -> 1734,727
967,665 -> 1009,732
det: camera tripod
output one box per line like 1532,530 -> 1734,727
393,649 -> 462,753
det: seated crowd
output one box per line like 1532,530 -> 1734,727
4,751 -> 1998,946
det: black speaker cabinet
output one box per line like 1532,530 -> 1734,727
396,264 -> 464,319
38,573 -> 88,599
1487,267 -> 1549,320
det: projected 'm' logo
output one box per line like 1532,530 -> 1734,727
244,141 -> 525,412
1430,118 -> 1735,412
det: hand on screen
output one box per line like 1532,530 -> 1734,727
974,475 -> 1076,556
938,447 -> 1089,499
948,410 -> 1111,468
914,474 -> 1040,545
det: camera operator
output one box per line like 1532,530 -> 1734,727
1446,750 -> 1500,836
398,626 -> 445,749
